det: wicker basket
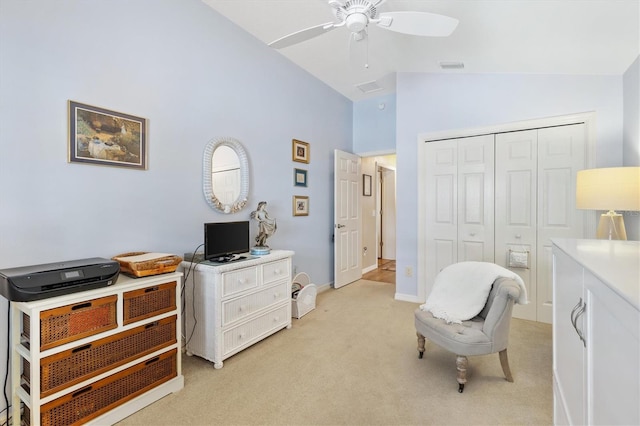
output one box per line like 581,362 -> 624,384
123,281 -> 176,325
112,252 -> 182,277
24,296 -> 118,351
39,349 -> 177,426
25,315 -> 177,398
291,272 -> 317,319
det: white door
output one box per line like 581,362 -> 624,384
537,124 -> 585,323
380,167 -> 396,260
334,150 -> 362,288
457,136 -> 495,263
495,129 -> 538,321
423,135 -> 494,297
424,140 -> 458,296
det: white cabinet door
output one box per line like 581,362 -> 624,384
495,129 -> 538,321
584,270 -> 640,425
537,124 -> 585,323
552,248 -> 586,426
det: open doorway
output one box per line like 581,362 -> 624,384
361,155 -> 396,285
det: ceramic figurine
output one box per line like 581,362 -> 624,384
250,201 -> 277,255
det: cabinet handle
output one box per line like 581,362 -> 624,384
72,343 -> 92,353
71,302 -> 92,310
574,303 -> 587,348
145,286 -> 159,293
72,386 -> 93,398
570,298 -> 586,348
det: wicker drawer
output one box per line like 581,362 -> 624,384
221,266 -> 259,298
24,315 -> 177,398
123,281 -> 176,325
39,349 -> 177,426
222,304 -> 289,356
262,259 -> 289,285
222,281 -> 289,326
23,296 -> 118,351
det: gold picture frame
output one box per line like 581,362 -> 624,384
292,139 -> 310,163
293,195 -> 309,216
68,100 -> 147,169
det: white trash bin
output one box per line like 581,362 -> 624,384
291,272 -> 317,319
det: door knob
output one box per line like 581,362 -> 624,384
336,224 -> 346,228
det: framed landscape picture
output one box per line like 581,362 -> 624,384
68,100 -> 147,169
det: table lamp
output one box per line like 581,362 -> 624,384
576,167 -> 640,240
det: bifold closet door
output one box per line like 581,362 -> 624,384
536,124 -> 585,323
495,124 -> 586,323
495,130 -> 538,321
424,135 -> 494,295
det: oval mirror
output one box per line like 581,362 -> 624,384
203,137 -> 249,214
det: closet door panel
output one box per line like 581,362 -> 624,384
495,130 -> 537,321
425,141 -> 458,295
458,135 -> 494,263
537,124 -> 585,323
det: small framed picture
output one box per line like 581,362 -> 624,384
363,174 -> 372,196
292,139 -> 310,163
68,100 -> 147,169
293,195 -> 309,216
294,168 -> 308,187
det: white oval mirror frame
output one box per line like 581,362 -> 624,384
203,137 -> 249,214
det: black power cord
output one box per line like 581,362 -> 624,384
1,300 -> 11,426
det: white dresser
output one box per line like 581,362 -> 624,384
182,250 -> 294,369
552,239 -> 639,425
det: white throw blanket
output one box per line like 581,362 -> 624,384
420,262 -> 528,324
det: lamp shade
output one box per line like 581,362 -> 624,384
576,167 -> 640,211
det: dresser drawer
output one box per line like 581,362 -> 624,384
39,349 -> 177,426
262,259 -> 290,285
27,315 -> 176,398
123,281 -> 176,325
222,281 -> 289,326
222,304 -> 289,356
221,266 -> 259,297
25,296 -> 118,351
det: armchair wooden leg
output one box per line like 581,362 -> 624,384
456,355 -> 468,393
416,332 -> 425,359
499,349 -> 514,382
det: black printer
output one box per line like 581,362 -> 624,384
0,257 -> 120,302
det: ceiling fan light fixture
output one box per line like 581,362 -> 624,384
356,80 -> 382,93
439,61 -> 464,70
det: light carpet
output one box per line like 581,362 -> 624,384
117,279 -> 552,426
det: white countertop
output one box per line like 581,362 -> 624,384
552,238 -> 640,310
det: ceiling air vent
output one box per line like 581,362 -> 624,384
356,80 -> 382,94
439,61 -> 464,70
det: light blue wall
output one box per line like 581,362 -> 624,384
0,0 -> 352,411
353,93 -> 396,154
394,72 -> 625,300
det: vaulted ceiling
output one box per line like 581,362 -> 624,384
203,0 -> 640,101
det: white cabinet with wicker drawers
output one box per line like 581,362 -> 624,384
182,250 -> 294,369
9,272 -> 184,426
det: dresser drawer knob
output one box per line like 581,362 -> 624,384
239,305 -> 246,312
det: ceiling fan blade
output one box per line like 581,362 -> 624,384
269,22 -> 337,49
377,11 -> 458,37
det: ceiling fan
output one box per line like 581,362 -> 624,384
268,0 -> 459,49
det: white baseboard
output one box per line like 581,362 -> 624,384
362,264 -> 377,274
394,292 -> 422,304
